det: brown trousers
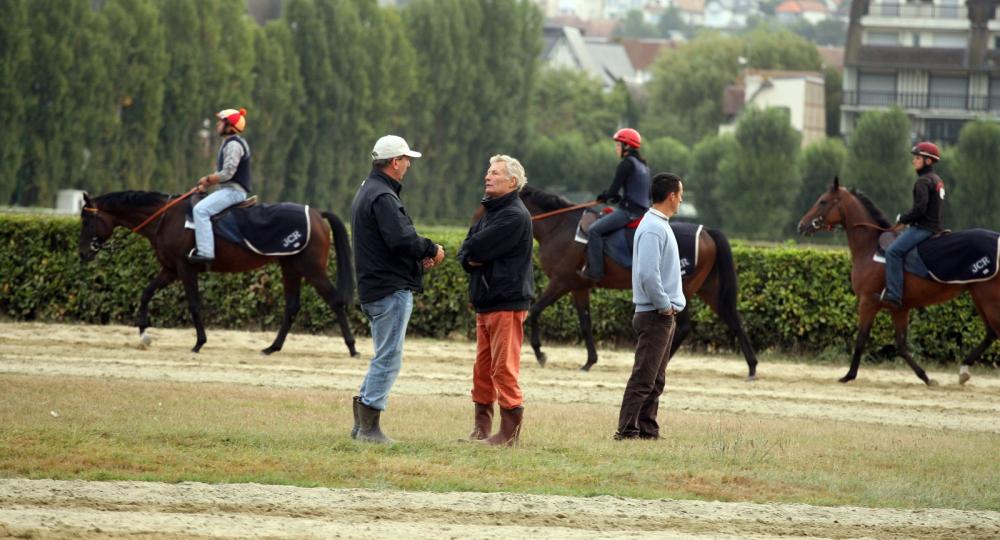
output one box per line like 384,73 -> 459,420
616,310 -> 676,439
472,310 -> 527,409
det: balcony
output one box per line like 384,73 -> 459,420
856,46 -> 967,69
864,3 -> 967,19
844,90 -> 1000,110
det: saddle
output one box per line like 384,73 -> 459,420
875,228 -> 999,283
185,195 -> 313,256
575,211 -> 702,275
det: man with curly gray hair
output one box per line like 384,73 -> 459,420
457,154 -> 533,446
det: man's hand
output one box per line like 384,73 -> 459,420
197,176 -> 212,193
423,245 -> 446,269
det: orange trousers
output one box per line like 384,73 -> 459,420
472,310 -> 527,409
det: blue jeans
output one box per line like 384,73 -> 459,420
884,226 -> 932,302
358,289 -> 413,410
586,208 -> 632,280
193,187 -> 247,258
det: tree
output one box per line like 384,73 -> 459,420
791,138 -> 846,231
647,28 -> 822,145
951,120 -> 1000,230
0,0 -> 31,203
824,67 -> 842,137
642,136 -> 691,179
529,68 -> 623,143
716,107 -> 801,239
687,133 -> 738,228
845,108 -> 912,214
656,6 -> 690,38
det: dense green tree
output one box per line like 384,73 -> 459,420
950,120 -> 1000,230
250,20 -> 306,203
647,28 -> 822,145
98,0 -> 168,192
791,138 -> 846,230
656,6 -> 690,38
824,66 -> 842,137
845,108 -> 912,215
529,68 -> 623,143
0,0 -> 31,203
643,136 -> 692,179
687,133 -> 738,228
716,107 -> 801,238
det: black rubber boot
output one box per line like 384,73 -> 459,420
350,396 -> 360,439
356,401 -> 393,444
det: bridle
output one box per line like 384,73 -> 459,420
81,187 -> 197,256
807,189 -> 896,234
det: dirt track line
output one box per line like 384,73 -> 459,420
2,479 -> 999,540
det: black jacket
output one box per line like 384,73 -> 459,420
350,170 -> 437,304
899,167 -> 945,233
602,155 -> 650,216
458,191 -> 534,313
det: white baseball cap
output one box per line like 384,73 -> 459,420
371,135 -> 422,160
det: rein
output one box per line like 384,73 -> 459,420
130,187 -> 199,233
854,222 -> 897,232
531,201 -> 597,222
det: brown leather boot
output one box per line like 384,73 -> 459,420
481,406 -> 523,446
468,402 -> 493,441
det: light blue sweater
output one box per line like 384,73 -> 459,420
632,208 -> 686,313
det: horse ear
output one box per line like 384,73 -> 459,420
831,176 -> 840,191
83,192 -> 92,206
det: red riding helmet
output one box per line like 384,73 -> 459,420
613,128 -> 642,149
911,141 -> 940,162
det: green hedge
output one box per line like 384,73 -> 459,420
1,214 -> 997,365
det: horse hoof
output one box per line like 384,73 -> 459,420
838,376 -> 855,384
191,344 -> 203,353
261,347 -> 276,356
536,353 -> 547,368
138,330 -> 152,349
745,375 -> 756,382
959,372 -> 971,385
926,378 -> 938,387
350,351 -> 360,358
579,361 -> 596,372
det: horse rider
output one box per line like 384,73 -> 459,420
188,108 -> 252,265
880,141 -> 946,309
580,128 -> 651,282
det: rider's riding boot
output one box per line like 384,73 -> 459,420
878,289 -> 902,310
187,248 -> 214,265
350,396 -> 361,439
481,406 -> 523,446
577,266 -> 599,282
464,402 -> 493,441
356,401 -> 394,444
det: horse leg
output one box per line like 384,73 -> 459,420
527,280 -> 573,367
571,289 -> 598,372
136,269 -> 175,348
177,266 -> 207,353
263,265 -> 303,356
959,329 -> 996,385
842,302 -> 879,383
889,310 -> 935,386
304,271 -> 359,358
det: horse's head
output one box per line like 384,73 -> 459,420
797,177 -> 847,236
79,193 -> 115,262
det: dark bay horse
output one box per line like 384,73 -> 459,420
506,186 -> 757,377
79,190 -> 358,356
797,177 -> 1000,385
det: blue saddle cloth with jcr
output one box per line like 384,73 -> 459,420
575,211 -> 702,276
186,201 -> 312,256
875,228 -> 1000,283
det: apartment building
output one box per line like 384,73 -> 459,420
841,0 -> 1000,143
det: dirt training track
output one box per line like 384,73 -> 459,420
1,322 -> 999,539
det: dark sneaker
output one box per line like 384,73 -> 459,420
187,248 -> 214,265
577,268 -> 599,282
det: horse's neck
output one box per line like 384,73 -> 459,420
103,205 -> 161,235
522,197 -> 573,242
841,196 -> 881,261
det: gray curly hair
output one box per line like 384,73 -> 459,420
489,154 -> 527,191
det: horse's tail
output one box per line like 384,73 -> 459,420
322,211 -> 355,306
706,227 -> 739,320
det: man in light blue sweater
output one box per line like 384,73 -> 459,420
615,172 -> 686,440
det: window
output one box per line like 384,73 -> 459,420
929,75 -> 968,109
912,33 -> 921,47
990,77 -> 1000,110
866,31 -> 899,46
925,120 -> 965,144
932,33 -> 967,49
858,73 -> 896,106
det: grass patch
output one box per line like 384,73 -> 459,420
1,374 -> 998,511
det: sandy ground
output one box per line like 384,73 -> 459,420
2,322 -> 999,539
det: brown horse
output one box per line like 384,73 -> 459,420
503,186 -> 757,377
79,190 -> 358,356
796,177 -> 1000,385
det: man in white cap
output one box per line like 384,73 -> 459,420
349,135 -> 444,443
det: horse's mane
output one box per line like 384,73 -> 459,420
849,188 -> 893,229
520,185 -> 574,212
94,190 -> 170,212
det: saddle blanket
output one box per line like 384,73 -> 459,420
575,213 -> 702,276
874,228 -> 999,284
185,202 -> 312,256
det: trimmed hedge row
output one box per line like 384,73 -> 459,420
1,214 -> 996,365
